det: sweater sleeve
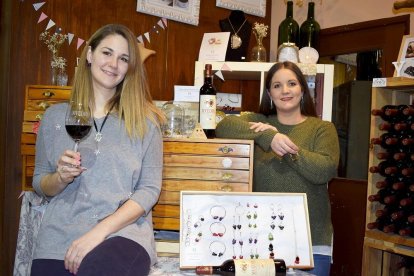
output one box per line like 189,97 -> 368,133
285,121 -> 340,185
216,114 -> 277,152
129,122 -> 163,216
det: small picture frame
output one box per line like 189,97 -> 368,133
179,191 -> 314,269
395,35 -> 414,78
216,0 -> 266,17
137,0 -> 201,26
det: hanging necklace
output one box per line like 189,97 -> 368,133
228,18 -> 247,49
93,103 -> 115,155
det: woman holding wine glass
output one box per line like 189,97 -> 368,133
31,24 -> 164,276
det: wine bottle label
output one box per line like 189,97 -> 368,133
199,95 -> 216,129
234,259 -> 276,276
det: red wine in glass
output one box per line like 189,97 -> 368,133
65,101 -> 92,152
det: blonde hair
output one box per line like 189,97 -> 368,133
70,24 -> 164,139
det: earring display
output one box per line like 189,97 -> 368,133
179,192 -> 313,269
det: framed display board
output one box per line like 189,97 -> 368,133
179,191 -> 313,269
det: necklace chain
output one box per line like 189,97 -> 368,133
93,103 -> 115,143
227,18 -> 247,35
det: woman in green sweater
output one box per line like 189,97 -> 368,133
216,61 -> 339,276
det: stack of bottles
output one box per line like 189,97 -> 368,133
368,104 -> 414,237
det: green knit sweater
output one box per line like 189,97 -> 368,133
216,113 -> 340,247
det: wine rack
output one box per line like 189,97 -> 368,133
363,77 -> 414,275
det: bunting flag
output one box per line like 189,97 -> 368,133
157,19 -> 165,30
144,32 -> 150,43
137,35 -> 144,44
37,12 -> 47,23
33,2 -> 45,11
215,70 -> 224,81
76,38 -> 85,50
221,63 -> 232,71
67,33 -> 74,45
30,1 -> 167,53
45,19 -> 55,30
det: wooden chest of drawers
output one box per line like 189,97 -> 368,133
152,138 -> 254,231
21,85 -> 71,191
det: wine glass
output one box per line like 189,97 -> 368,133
65,101 -> 92,152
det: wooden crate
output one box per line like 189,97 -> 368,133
363,77 -> 414,275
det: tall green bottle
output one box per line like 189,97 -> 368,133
277,0 -> 299,47
300,1 -> 320,50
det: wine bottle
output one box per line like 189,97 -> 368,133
278,0 -> 299,47
299,1 -> 320,50
195,259 -> 287,275
371,105 -> 398,122
370,133 -> 399,151
199,64 -> 217,138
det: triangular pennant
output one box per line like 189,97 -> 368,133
215,70 -> 224,81
157,19 -> 165,30
221,63 -> 232,71
137,35 -> 144,44
45,19 -> 55,30
18,191 -> 26,199
190,123 -> 207,139
144,32 -> 150,43
77,38 -> 85,50
33,2 -> 45,11
67,33 -> 74,45
162,18 -> 168,27
37,12 -> 48,23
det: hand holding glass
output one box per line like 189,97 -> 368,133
65,102 -> 92,152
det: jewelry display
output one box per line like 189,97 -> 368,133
210,241 -> 226,257
228,18 -> 247,49
210,222 -> 226,237
210,205 -> 226,221
180,193 -> 312,268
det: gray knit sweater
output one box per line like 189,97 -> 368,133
216,113 -> 340,248
32,103 -> 163,265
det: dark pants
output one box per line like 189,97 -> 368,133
31,236 -> 151,276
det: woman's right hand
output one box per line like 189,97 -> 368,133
56,150 -> 85,185
270,133 -> 299,157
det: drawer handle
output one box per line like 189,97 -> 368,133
220,185 -> 233,192
35,114 -> 43,121
38,101 -> 50,110
218,146 -> 233,154
221,172 -> 233,180
221,158 -> 232,168
42,90 -> 55,97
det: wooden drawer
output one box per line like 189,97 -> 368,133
153,138 -> 254,231
21,85 -> 71,191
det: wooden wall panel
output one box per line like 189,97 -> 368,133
1,1 -> 272,275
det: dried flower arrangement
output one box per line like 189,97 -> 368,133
39,30 -> 68,70
252,22 -> 269,44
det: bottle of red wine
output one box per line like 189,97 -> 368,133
278,0 -> 299,47
371,105 -> 398,122
299,1 -> 320,50
195,259 -> 287,275
199,64 -> 216,138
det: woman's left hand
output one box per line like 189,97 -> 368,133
249,122 -> 278,132
64,230 -> 106,274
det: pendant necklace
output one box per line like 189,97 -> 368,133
93,103 -> 115,155
228,18 -> 247,49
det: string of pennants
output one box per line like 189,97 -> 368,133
31,1 -> 168,51
29,1 -> 230,81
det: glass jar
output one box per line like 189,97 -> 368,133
161,101 -> 185,138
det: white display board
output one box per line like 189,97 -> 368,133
179,191 -> 313,269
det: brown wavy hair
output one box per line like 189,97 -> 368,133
70,24 -> 164,139
259,61 -> 317,117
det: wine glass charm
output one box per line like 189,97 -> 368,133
210,205 -> 226,221
210,241 -> 226,257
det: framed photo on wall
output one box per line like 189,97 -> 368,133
179,191 -> 314,269
137,0 -> 200,26
395,35 -> 414,78
216,0 -> 266,17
